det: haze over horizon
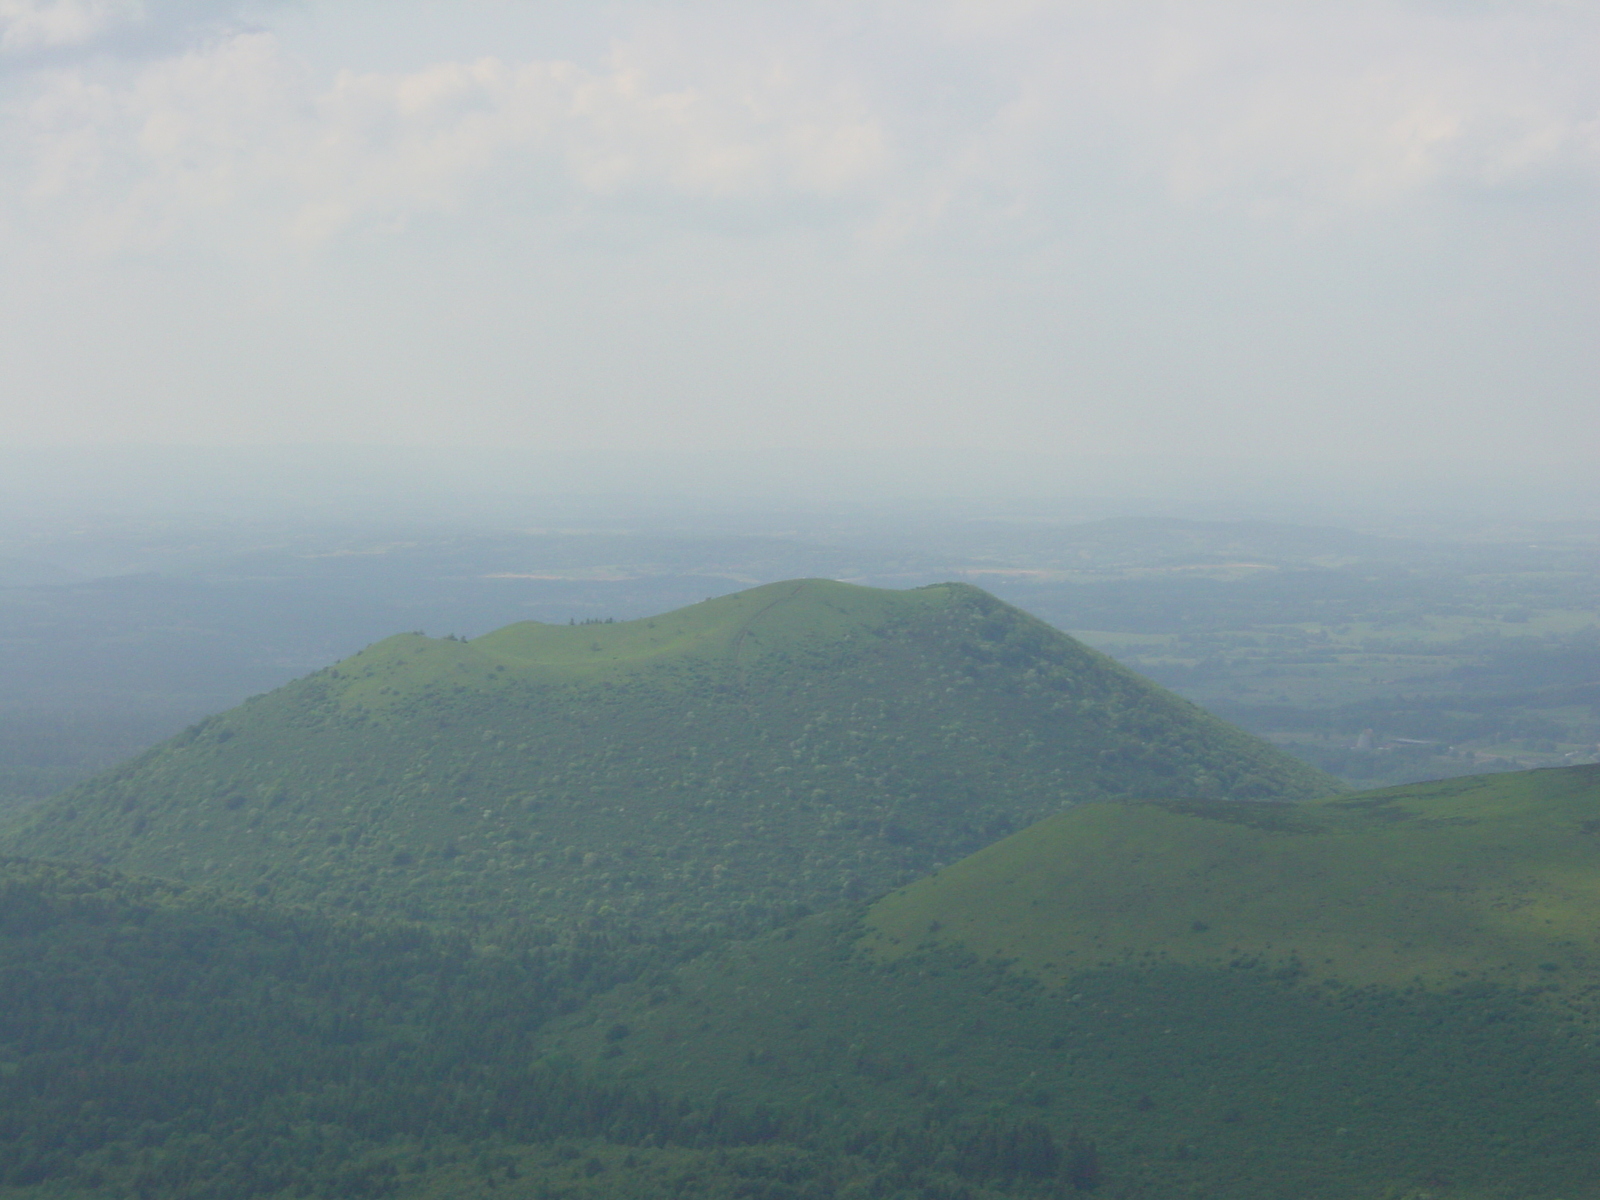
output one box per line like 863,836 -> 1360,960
1,0 -> 1595,508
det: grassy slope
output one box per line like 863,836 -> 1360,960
867,763 -> 1600,997
2,580 -> 1334,945
552,766 -> 1600,1200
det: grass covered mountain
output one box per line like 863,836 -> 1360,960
2,579 -> 1333,944
554,765 -> 1600,1200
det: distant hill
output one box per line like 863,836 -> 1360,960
2,579 -> 1333,944
553,765 -> 1600,1200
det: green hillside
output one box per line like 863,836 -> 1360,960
552,765 -> 1600,1200
0,856 -> 1107,1200
867,763 -> 1600,997
2,579 -> 1333,946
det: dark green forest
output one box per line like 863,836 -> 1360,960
0,858 -> 1098,1200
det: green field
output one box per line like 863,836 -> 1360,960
1074,616 -> 1600,786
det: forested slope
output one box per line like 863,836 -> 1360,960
4,580 -> 1334,946
0,579 -> 1362,1198
0,857 -> 1097,1200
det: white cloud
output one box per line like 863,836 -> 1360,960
909,1 -> 1600,227
0,0 -> 144,52
1139,8 -> 1600,211
1,1 -> 1596,256
5,16 -> 890,253
0,1 -> 1595,467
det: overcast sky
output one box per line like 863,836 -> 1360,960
0,0 -> 1595,498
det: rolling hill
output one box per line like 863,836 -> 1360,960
2,579 -> 1334,945
865,762 -> 1600,995
553,764 -> 1600,1200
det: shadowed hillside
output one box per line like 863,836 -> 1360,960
2,580 -> 1333,946
0,856 -> 1117,1200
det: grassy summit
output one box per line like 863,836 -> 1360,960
3,579 -> 1333,943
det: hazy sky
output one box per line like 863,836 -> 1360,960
1,0 -> 1595,483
